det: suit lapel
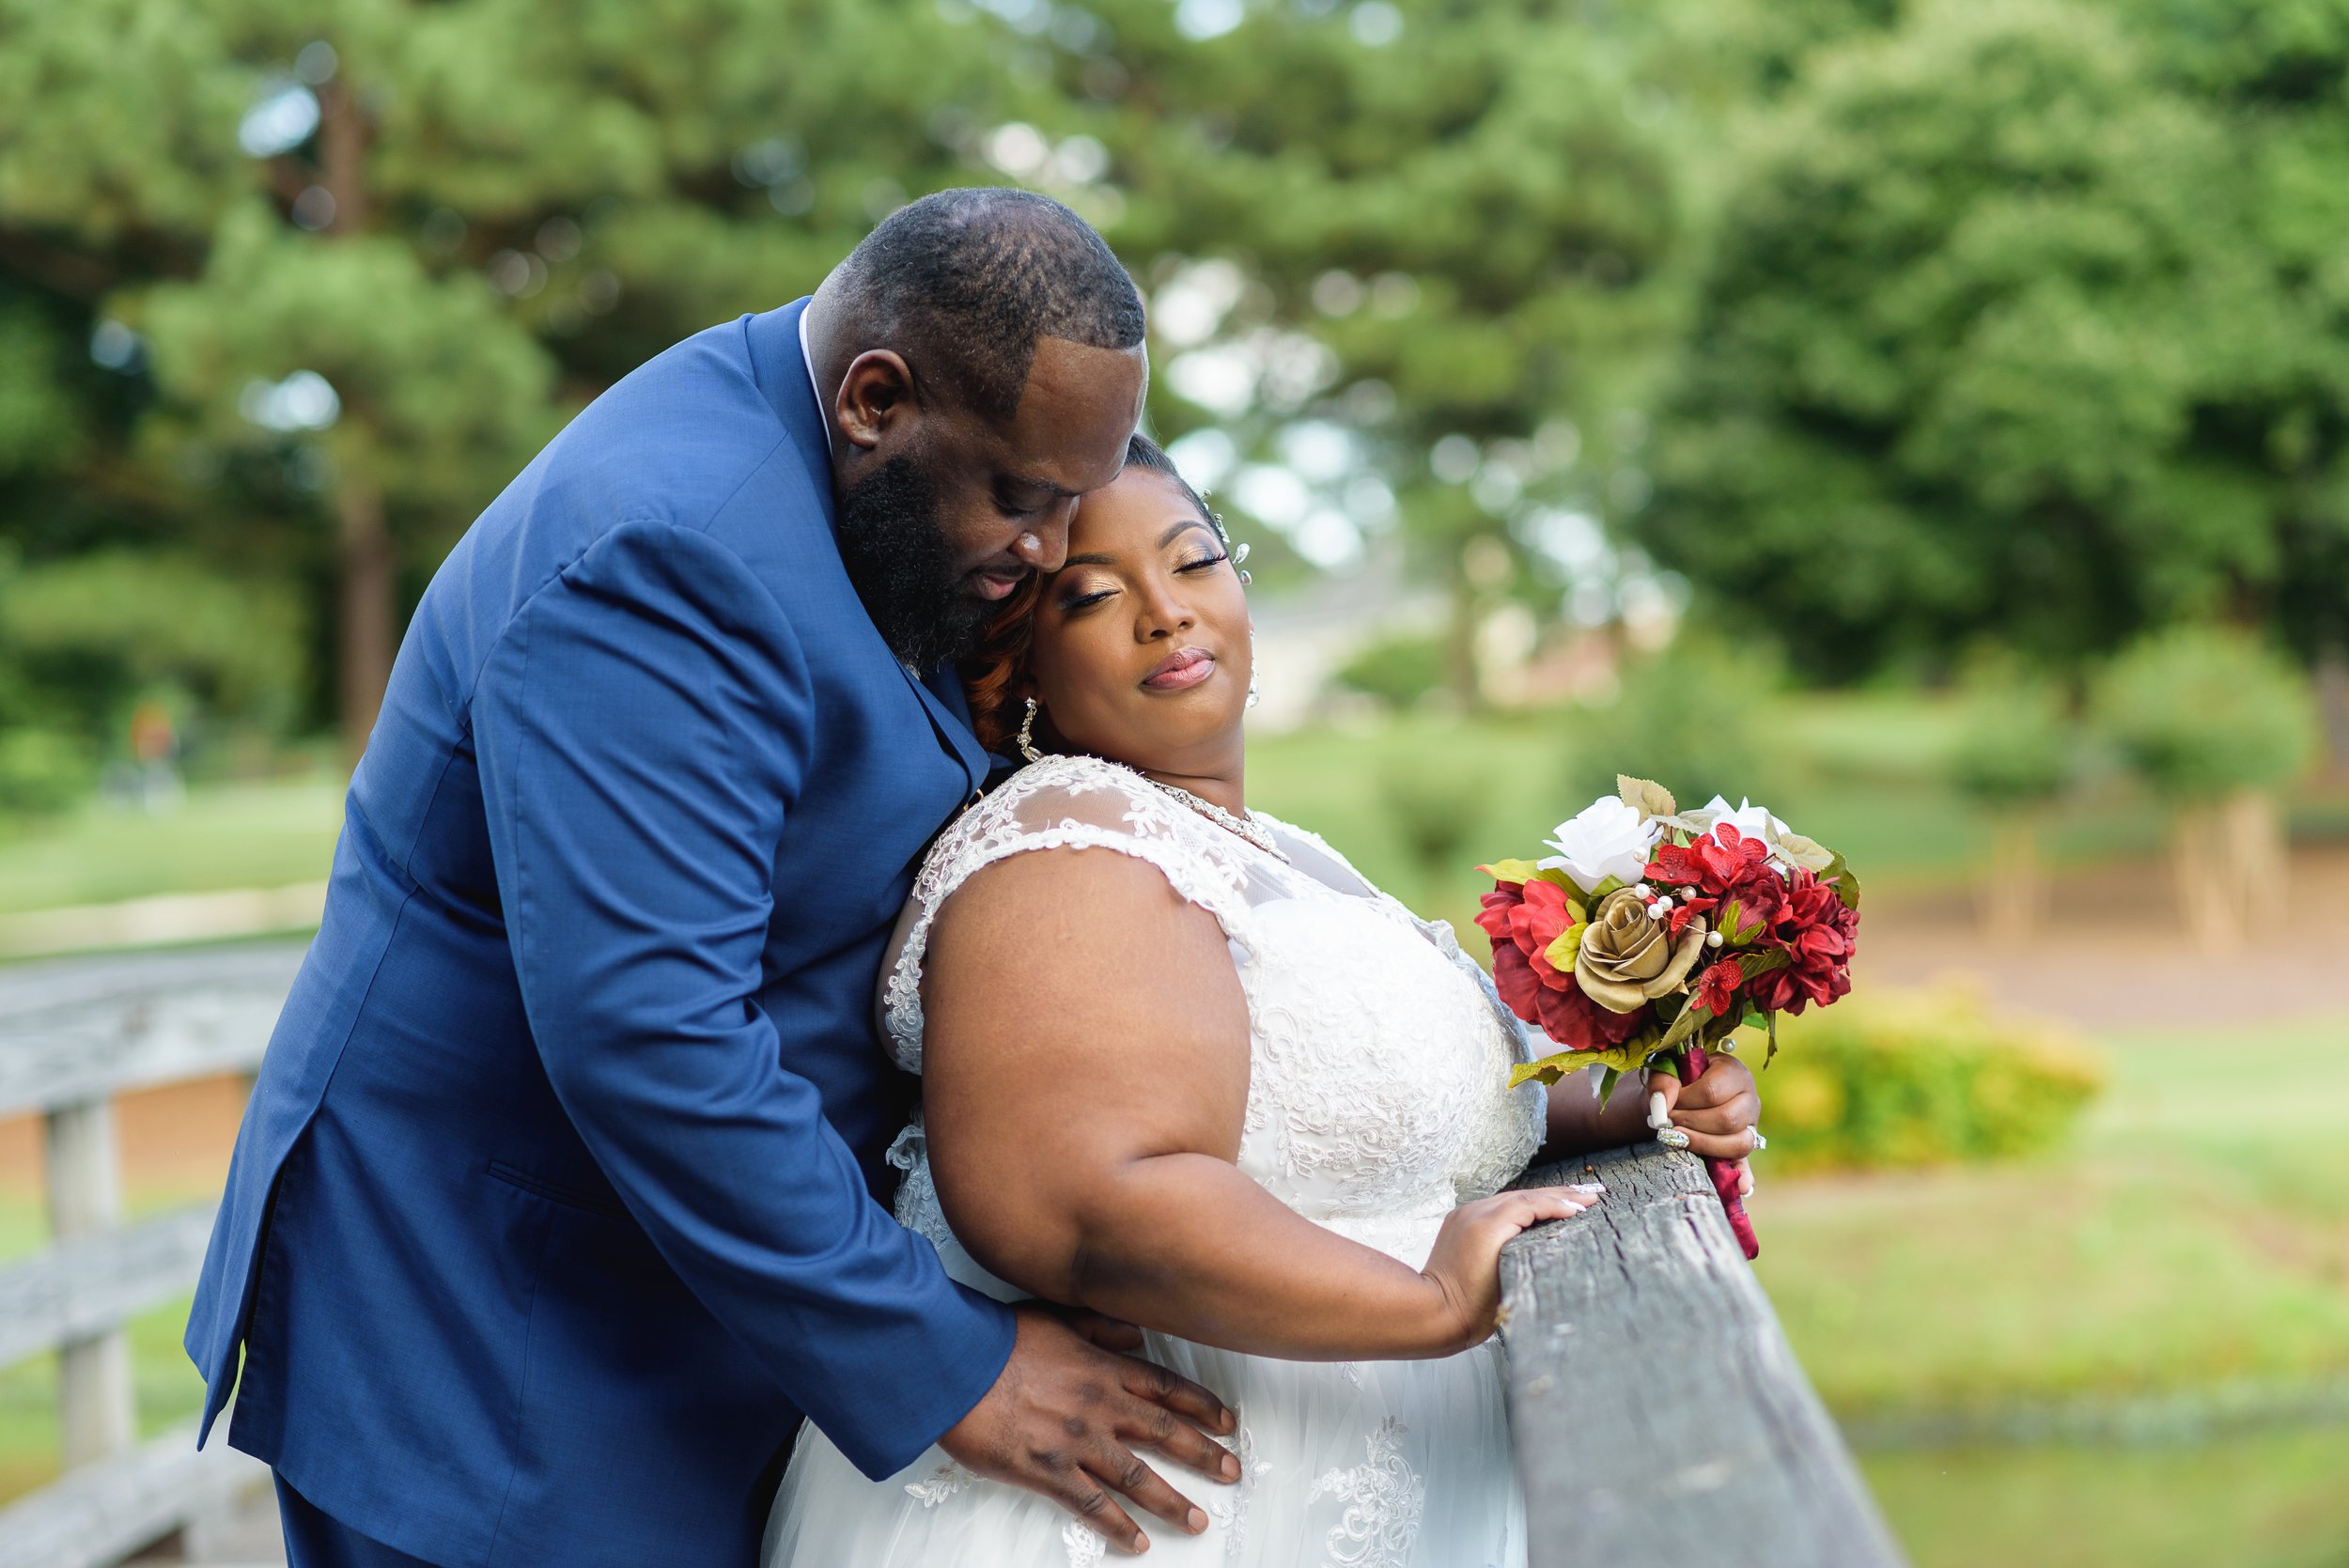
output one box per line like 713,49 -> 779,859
893,666 -> 977,798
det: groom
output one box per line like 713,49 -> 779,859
186,189 -> 1237,1567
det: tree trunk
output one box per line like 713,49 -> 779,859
2220,787 -> 2286,928
2170,800 -> 2241,952
336,474 -> 395,768
2316,645 -> 2349,779
1982,809 -> 2046,944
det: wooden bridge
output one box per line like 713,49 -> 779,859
0,943 -> 1904,1568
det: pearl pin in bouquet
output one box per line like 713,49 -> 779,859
1471,776 -> 1862,1258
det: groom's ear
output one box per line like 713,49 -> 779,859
832,348 -> 921,454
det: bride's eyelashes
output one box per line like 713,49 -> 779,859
1052,551 -> 1229,615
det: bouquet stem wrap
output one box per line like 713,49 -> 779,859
1675,1043 -> 1758,1260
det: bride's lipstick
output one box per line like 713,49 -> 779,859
1143,646 -> 1217,691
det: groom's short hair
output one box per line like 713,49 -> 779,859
835,187 -> 1146,423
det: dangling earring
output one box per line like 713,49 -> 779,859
1017,697 -> 1045,765
1245,628 -> 1261,709
1246,676 -> 1261,710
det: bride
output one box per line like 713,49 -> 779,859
766,435 -> 1762,1566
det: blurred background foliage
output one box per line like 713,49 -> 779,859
5,0 -> 2341,784
5,3 -> 2349,1561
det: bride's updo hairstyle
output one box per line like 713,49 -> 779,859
962,431 -> 1213,753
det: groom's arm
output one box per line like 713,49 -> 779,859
470,517 -> 1012,1480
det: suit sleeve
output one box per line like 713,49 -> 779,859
472,518 -> 1014,1479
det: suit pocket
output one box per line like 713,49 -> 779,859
485,1159 -> 628,1219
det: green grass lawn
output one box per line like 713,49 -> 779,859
1757,1013 -> 2349,1420
0,773 -> 346,916
1758,1013 -> 2349,1568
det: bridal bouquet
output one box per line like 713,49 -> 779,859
1472,777 -> 1862,1257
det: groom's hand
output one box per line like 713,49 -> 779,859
939,1303 -> 1240,1555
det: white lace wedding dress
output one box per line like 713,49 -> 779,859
765,754 -> 1548,1568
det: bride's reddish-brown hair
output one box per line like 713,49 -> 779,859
963,431 -> 1212,753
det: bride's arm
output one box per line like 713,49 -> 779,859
919,846 -> 1594,1362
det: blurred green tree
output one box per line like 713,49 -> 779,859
0,0 -> 1008,761
1643,0 -> 2349,697
1031,0 -> 1691,701
2092,623 -> 2316,949
1943,657 -> 2083,941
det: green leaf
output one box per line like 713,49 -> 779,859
1658,996 -> 1712,1052
1479,859 -> 1541,886
1509,1051 -> 1579,1088
1531,868 -> 1584,902
1822,850 -> 1862,912
1617,774 -> 1677,821
1597,1065 -> 1623,1107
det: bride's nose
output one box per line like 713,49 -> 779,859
1134,580 -> 1196,640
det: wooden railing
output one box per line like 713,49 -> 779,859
1502,1143 -> 1908,1568
0,944 -> 305,1568
0,942 -> 1905,1567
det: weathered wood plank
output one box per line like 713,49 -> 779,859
0,943 -> 303,1118
44,1098 -> 135,1466
0,1204 -> 216,1369
1501,1143 -> 1907,1568
0,1418 -> 270,1568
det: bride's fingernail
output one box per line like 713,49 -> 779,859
1222,1452 -> 1241,1479
1189,1507 -> 1208,1531
1570,1182 -> 1607,1193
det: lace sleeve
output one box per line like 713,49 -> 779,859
878,754 -> 1257,1074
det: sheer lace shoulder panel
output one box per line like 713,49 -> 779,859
880,754 -> 1257,1073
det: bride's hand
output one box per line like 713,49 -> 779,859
1418,1185 -> 1602,1353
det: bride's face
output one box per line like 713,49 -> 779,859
1025,465 -> 1252,777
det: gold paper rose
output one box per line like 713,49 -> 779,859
1575,888 -> 1711,1014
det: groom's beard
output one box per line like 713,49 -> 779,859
834,455 -> 999,674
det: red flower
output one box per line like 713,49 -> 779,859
1648,823 -> 1769,894
1490,939 -> 1545,1022
1747,866 -> 1859,1015
1532,973 -> 1650,1051
1694,957 -> 1743,1018
1479,874 -> 1646,1048
1477,877 -> 1582,989
1474,882 -> 1524,945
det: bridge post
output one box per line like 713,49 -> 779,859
44,1094 -> 137,1467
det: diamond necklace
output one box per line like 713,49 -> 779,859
1146,778 -> 1288,862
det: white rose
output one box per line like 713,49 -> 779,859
1693,795 -> 1827,875
1696,794 -> 1788,845
1538,796 -> 1662,894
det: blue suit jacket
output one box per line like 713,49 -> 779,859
185,300 -> 1017,1567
